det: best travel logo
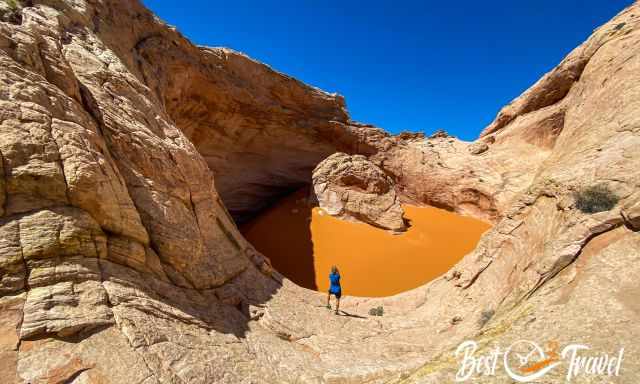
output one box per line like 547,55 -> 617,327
454,339 -> 624,382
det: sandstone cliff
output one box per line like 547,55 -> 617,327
0,0 -> 639,383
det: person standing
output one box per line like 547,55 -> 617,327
327,266 -> 342,315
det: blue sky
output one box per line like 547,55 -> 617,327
142,1 -> 630,140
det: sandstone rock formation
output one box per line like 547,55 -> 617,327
137,42 -> 351,223
133,39 -> 395,223
313,152 -> 406,232
0,0 -> 639,383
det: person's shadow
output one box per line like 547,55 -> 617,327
335,310 -> 367,319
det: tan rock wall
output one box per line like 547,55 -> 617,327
0,0 -> 638,383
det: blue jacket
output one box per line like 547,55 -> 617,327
329,272 -> 341,294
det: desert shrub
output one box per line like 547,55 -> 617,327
276,331 -> 291,341
574,184 -> 619,213
369,306 -> 384,316
477,309 -> 495,328
1,0 -> 22,24
5,0 -> 19,10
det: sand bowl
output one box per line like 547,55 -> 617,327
242,189 -> 491,297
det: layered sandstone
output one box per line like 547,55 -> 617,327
133,38 -> 396,223
313,152 -> 406,231
137,42 -> 351,223
0,0 -> 639,383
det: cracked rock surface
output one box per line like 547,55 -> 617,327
0,1 -> 639,383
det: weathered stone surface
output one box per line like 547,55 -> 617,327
0,220 -> 25,294
0,0 -> 638,383
21,277 -> 113,339
313,152 -> 406,231
407,228 -> 640,383
17,325 -> 156,384
0,294 -> 23,384
621,193 -> 640,230
0,0 -> 254,293
372,135 -> 512,223
467,141 -> 488,155
134,36 -> 376,223
18,207 -> 107,262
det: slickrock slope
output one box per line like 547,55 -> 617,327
313,152 -> 406,231
0,1 -> 639,384
391,4 -> 640,382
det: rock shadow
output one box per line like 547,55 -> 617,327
240,187 -> 318,291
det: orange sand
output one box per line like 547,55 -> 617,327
241,189 -> 491,297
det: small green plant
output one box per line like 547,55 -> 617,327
477,309 -> 495,328
1,0 -> 22,25
5,0 -> 19,10
369,306 -> 384,316
574,184 -> 619,213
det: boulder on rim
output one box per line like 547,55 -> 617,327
312,153 -> 406,232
